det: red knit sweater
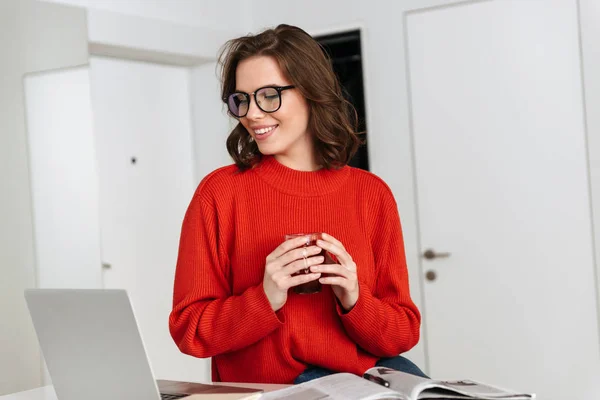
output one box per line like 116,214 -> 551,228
169,156 -> 421,384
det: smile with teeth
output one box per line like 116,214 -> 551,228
254,125 -> 277,135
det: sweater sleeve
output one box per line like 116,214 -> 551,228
169,189 -> 283,358
337,193 -> 421,357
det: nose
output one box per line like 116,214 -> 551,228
245,96 -> 265,120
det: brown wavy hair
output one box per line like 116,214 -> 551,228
218,24 -> 361,170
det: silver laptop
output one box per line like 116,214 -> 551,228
24,289 -> 261,400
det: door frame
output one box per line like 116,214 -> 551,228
309,21 -> 375,172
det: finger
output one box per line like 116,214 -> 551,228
278,246 -> 321,267
310,264 -> 353,278
320,233 -> 346,250
267,236 -> 310,261
316,239 -> 352,266
284,255 -> 325,276
271,270 -> 320,292
288,272 -> 322,288
318,276 -> 350,287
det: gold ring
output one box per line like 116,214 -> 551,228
302,248 -> 308,259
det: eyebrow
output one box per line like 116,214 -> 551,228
234,84 -> 284,93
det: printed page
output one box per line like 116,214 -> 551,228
416,380 -> 535,399
260,373 -> 407,400
364,368 -> 534,400
184,394 -> 262,400
364,367 -> 431,398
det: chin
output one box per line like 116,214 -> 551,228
256,144 -> 284,157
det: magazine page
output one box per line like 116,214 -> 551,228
184,394 -> 262,400
416,379 -> 535,400
363,367 -> 431,398
260,372 -> 408,400
364,368 -> 535,400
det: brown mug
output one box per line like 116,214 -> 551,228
284,233 -> 336,294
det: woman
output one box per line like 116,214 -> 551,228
169,24 -> 426,384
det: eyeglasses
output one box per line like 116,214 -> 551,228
224,85 -> 295,118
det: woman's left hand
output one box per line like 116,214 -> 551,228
310,233 -> 359,311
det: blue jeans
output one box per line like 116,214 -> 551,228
294,355 -> 428,384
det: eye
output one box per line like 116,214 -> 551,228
231,93 -> 247,102
258,88 -> 279,101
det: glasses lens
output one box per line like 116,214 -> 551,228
228,93 -> 249,117
256,87 -> 281,113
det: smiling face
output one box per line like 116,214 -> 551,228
235,55 -> 315,169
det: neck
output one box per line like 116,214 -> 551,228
274,154 -> 320,171
273,139 -> 320,171
253,155 -> 350,197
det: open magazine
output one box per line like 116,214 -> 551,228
260,367 -> 535,400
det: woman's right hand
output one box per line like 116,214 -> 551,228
263,236 -> 324,312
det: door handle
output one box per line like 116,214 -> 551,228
422,249 -> 451,260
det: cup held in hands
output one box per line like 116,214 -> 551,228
284,232 -> 335,294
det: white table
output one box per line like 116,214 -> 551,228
0,386 -> 56,400
1,382 -> 289,400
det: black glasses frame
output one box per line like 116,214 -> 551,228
224,85 -> 295,118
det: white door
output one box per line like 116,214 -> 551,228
24,66 -> 104,387
24,67 -> 103,291
406,0 -> 600,399
89,57 -> 210,382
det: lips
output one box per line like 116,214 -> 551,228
252,125 -> 277,135
251,124 -> 278,141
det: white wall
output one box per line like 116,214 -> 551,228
35,0 -> 246,184
0,0 -> 88,395
2,0 -> 240,395
580,0 -> 600,332
0,1 -> 241,394
38,0 -> 252,32
190,62 -> 233,184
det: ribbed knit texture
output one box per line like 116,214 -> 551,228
169,155 -> 421,384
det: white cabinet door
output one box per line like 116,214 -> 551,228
405,0 -> 600,398
89,57 -> 209,383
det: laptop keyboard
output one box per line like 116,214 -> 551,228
160,393 -> 187,400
